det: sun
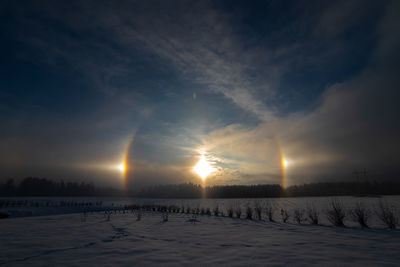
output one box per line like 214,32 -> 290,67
194,155 -> 216,180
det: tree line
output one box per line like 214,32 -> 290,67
0,177 -> 122,197
1,177 -> 400,198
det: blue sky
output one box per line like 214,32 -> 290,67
0,0 -> 399,188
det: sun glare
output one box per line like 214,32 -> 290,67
194,155 -> 216,180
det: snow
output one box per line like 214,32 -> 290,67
1,199 -> 400,266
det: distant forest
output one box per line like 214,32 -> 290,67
1,177 -> 400,198
0,177 -> 121,197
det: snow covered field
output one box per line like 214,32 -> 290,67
1,196 -> 400,266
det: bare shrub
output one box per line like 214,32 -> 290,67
265,202 -> 276,222
246,206 -> 253,220
205,207 -> 211,216
200,207 -> 205,215
376,201 -> 398,229
350,202 -> 371,228
104,211 -> 111,221
234,204 -> 242,218
213,205 -> 220,216
162,213 -> 168,222
186,206 -> 191,214
307,205 -> 319,225
227,206 -> 234,218
293,208 -> 305,224
326,199 -> 346,227
280,209 -> 290,223
195,205 -> 200,214
254,201 -> 262,220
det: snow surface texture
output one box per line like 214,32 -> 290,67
1,208 -> 400,266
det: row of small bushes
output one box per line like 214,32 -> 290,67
119,200 -> 399,229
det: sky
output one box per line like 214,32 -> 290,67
0,0 -> 399,189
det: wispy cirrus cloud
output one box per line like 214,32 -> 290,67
197,1 -> 400,185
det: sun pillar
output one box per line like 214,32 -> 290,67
281,156 -> 287,189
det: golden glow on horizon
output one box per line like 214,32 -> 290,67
194,154 -> 216,180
